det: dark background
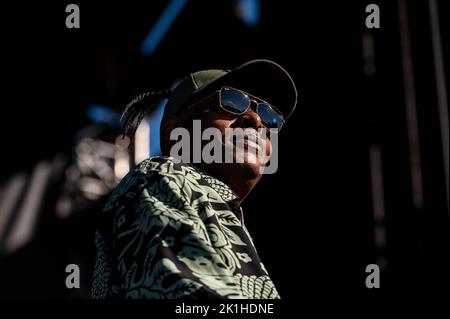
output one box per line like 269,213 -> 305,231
0,0 -> 448,303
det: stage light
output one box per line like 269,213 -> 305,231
236,0 -> 261,28
86,105 -> 121,127
140,0 -> 190,56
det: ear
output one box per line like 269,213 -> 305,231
161,116 -> 181,154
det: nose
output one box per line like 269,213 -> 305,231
231,100 -> 263,131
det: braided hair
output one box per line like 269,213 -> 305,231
120,89 -> 172,141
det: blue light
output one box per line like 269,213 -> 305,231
140,0 -> 190,56
147,99 -> 167,156
238,0 -> 261,27
86,105 -> 121,127
147,79 -> 181,155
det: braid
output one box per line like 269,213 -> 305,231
121,90 -> 171,141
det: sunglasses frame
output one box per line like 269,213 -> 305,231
184,86 -> 285,132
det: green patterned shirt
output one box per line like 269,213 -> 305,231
91,156 -> 280,299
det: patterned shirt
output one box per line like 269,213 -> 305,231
91,156 -> 280,299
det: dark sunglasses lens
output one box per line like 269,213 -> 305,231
257,103 -> 284,131
220,87 -> 250,114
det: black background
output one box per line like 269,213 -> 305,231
0,0 -> 449,306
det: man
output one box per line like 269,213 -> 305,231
91,59 -> 298,299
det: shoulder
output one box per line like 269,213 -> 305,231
103,156 -> 208,212
136,156 -> 204,181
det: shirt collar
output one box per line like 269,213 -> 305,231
189,164 -> 240,204
187,163 -> 244,224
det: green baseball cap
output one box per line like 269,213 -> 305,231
163,59 -> 298,122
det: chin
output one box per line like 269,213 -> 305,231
234,160 -> 263,180
229,147 -> 266,176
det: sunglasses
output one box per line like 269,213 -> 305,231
185,86 -> 285,132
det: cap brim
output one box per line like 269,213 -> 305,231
189,59 -> 298,120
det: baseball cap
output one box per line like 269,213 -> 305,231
163,59 -> 298,122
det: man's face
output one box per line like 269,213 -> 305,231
177,91 -> 273,179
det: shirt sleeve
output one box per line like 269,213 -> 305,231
92,168 -> 246,299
